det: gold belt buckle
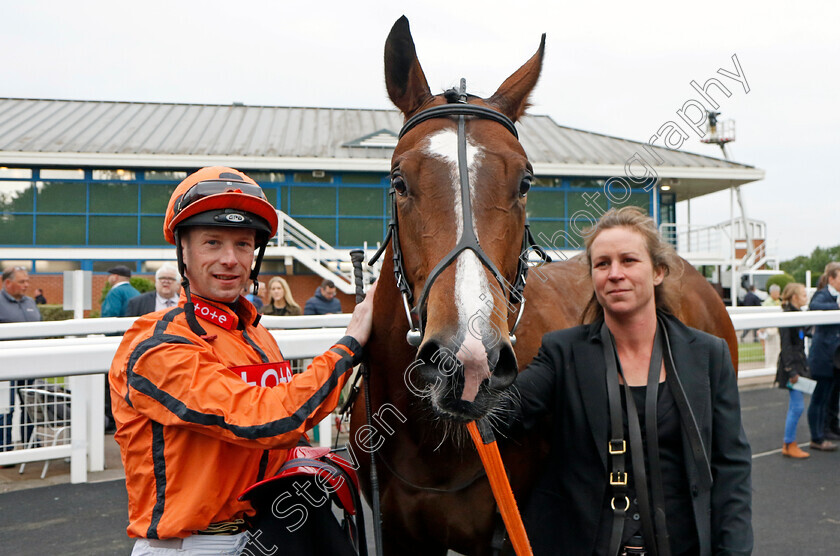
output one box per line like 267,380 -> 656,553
609,439 -> 626,454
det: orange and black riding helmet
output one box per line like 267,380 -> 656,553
164,167 -> 278,246
164,167 -> 278,336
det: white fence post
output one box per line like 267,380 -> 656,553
87,374 -> 105,472
68,375 -> 89,484
318,416 -> 332,448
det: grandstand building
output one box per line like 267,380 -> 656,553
0,98 -> 764,310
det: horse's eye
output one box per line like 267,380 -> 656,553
392,174 -> 407,196
519,175 -> 532,197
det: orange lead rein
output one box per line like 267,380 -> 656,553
466,420 -> 534,556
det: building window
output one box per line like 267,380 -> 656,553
36,181 -> 87,212
140,183 -> 177,213
249,171 -> 286,183
339,187 -> 385,217
40,168 -> 84,180
339,218 -> 383,247
90,182 -> 138,212
140,216 -> 166,245
36,215 -> 86,245
93,169 -> 136,180
0,180 -> 34,212
144,170 -> 187,181
295,217 -> 335,244
90,215 -> 138,245
0,214 -> 33,244
293,172 -> 333,183
525,176 -> 654,252
290,186 -> 335,216
0,168 -> 32,179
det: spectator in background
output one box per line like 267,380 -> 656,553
101,265 -> 140,433
126,264 -> 181,317
0,266 -> 41,452
101,265 -> 140,318
764,284 -> 782,307
775,283 -> 811,458
814,269 -> 840,442
807,262 -> 840,451
740,284 -> 763,341
33,288 -> 47,305
304,279 -> 342,315
762,284 -> 783,368
243,283 -> 264,311
256,280 -> 268,308
262,276 -> 302,316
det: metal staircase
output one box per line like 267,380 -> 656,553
659,218 -> 778,273
268,211 -> 379,294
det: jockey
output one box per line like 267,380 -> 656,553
109,166 -> 375,555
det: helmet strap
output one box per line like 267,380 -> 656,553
174,229 -> 208,338
250,242 -> 267,289
248,242 -> 268,326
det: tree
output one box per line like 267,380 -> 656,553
781,245 -> 840,286
100,276 -> 155,304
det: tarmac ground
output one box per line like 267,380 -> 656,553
1,384 -> 838,555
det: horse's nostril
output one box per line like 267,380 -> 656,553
488,343 -> 518,390
416,340 -> 439,367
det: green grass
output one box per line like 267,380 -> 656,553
738,342 -> 765,364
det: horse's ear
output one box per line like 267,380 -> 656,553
488,34 -> 546,122
385,16 -> 433,117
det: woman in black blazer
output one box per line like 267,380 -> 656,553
504,207 -> 752,556
775,282 -> 812,457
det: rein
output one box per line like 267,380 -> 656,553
369,79 -> 549,347
377,452 -> 487,494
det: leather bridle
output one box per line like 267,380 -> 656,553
370,79 -> 550,347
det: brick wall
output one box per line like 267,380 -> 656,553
25,273 -> 355,315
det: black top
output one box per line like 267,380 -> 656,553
262,304 -> 301,316
598,382 -> 699,555
502,314 -> 753,556
775,303 -> 811,388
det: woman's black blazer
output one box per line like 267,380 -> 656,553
509,312 -> 753,556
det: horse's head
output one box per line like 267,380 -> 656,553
382,16 -> 545,422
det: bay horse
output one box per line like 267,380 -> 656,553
350,16 -> 737,556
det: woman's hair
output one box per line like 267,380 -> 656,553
817,262 -> 840,290
581,206 -> 680,323
781,282 -> 805,307
266,276 -> 301,313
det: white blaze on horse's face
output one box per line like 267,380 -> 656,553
424,129 -> 492,403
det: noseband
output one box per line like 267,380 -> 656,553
370,79 -> 549,347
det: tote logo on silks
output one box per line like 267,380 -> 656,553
234,361 -> 293,387
192,299 -> 235,330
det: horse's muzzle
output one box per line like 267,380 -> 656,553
413,337 -> 518,421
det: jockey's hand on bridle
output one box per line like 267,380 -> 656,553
345,280 -> 378,347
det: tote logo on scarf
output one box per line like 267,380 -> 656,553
192,299 -> 235,330
234,361 -> 293,387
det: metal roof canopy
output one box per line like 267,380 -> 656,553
0,98 -> 763,202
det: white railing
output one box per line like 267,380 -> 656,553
727,307 -> 840,379
659,222 -> 724,259
0,314 -> 351,483
659,218 -> 774,272
3,309 -> 839,482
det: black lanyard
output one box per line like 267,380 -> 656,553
601,322 -> 671,556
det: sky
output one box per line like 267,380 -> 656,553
2,0 -> 838,261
